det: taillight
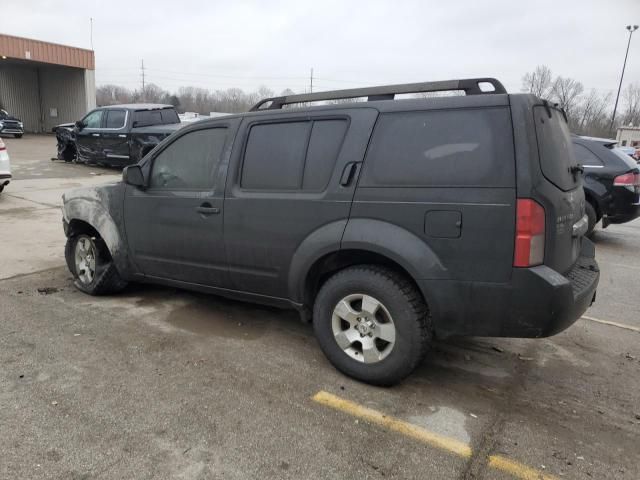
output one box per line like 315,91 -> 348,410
613,172 -> 640,191
514,199 -> 545,267
0,139 -> 6,151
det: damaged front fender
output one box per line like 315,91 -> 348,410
62,183 -> 131,276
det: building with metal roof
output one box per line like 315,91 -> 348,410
0,33 -> 96,133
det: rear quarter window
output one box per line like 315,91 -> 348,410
360,108 -> 515,187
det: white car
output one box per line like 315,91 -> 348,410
0,138 -> 11,193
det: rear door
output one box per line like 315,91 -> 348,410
100,109 -> 130,165
76,109 -> 104,163
533,105 -> 584,273
224,109 -> 378,298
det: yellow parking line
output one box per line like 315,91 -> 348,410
312,390 -> 557,480
582,315 -> 640,333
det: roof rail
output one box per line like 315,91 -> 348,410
250,78 -> 507,111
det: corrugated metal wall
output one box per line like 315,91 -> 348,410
39,66 -> 90,131
0,64 -> 96,132
0,65 -> 40,131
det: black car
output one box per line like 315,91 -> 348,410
61,78 -> 599,385
0,109 -> 24,138
572,136 -> 640,235
54,104 -> 182,166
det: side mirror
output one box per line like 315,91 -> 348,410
75,120 -> 85,130
123,165 -> 145,188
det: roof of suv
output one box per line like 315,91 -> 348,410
101,104 -> 174,111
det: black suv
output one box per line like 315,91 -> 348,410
0,109 -> 24,138
61,78 -> 599,385
572,136 -> 640,235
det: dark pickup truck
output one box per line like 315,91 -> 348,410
54,104 -> 183,167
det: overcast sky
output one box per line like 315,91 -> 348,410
1,0 -> 639,95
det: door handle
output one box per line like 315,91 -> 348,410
91,133 -> 100,137
340,162 -> 360,186
195,204 -> 220,215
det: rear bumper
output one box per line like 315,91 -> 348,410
602,187 -> 640,226
421,239 -> 599,339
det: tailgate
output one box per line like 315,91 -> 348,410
533,104 -> 585,274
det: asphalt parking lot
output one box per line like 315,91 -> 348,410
1,134 -> 639,480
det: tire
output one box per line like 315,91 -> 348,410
585,201 -> 597,237
65,234 -> 127,295
313,265 -> 431,386
14,134 -> 22,138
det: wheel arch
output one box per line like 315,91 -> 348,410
63,198 -> 128,274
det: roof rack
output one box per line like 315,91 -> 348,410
250,78 -> 507,111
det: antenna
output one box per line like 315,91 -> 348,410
141,59 -> 146,101
310,67 -> 314,93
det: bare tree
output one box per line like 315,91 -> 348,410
551,76 -> 584,125
620,83 -> 640,127
574,89 -> 612,137
521,65 -> 553,98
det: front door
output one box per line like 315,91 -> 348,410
123,121 -> 238,286
76,109 -> 103,163
100,109 -> 130,166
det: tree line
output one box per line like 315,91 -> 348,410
521,65 -> 639,137
97,67 -> 640,138
96,84 -> 294,115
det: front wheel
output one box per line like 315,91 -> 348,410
65,234 -> 127,295
14,134 -> 23,138
313,265 -> 431,386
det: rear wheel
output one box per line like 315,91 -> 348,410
313,265 -> 431,386
65,234 -> 127,295
14,134 -> 22,138
585,201 -> 598,237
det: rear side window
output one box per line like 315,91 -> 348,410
360,108 -> 515,187
534,106 -> 579,192
134,108 -> 180,127
105,110 -> 126,129
241,119 -> 347,191
573,143 -> 603,166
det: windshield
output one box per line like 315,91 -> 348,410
0,110 -> 8,119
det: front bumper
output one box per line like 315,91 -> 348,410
421,239 -> 599,339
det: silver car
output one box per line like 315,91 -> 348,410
0,138 -> 11,192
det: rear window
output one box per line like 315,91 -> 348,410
534,106 -> 579,191
133,108 -> 180,127
360,108 -> 515,187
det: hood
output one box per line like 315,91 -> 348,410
52,122 -> 76,133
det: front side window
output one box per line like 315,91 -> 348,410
83,110 -> 103,129
105,110 -> 126,129
149,128 -> 228,190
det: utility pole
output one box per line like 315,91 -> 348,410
141,59 -> 146,102
310,68 -> 313,93
89,18 -> 93,50
610,25 -> 638,133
